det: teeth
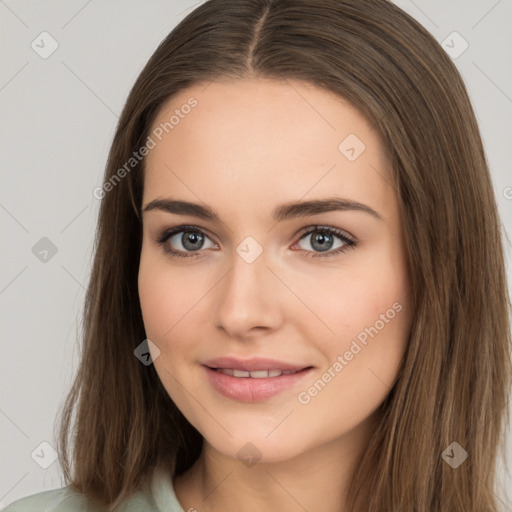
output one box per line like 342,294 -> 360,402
216,368 -> 301,378
249,370 -> 272,378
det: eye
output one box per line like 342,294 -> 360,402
293,226 -> 357,259
155,224 -> 358,260
156,225 -> 218,259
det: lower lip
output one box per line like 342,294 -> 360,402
203,366 -> 313,402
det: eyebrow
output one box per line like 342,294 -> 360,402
142,197 -> 383,222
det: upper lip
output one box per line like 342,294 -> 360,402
203,356 -> 312,372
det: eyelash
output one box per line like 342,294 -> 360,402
155,224 -> 358,260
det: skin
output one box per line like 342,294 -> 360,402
138,78 -> 412,512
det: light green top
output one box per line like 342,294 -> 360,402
1,470 -> 185,512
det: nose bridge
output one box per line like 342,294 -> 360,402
214,239 -> 280,336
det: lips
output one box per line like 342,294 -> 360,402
202,356 -> 314,402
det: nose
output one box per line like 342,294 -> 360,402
213,248 -> 283,340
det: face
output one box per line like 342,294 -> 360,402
138,78 -> 412,463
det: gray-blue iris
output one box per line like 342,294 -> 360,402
182,231 -> 204,251
311,231 -> 333,252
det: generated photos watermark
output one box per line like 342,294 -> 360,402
297,301 -> 403,405
93,97 -> 198,200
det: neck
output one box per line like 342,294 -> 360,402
173,412 -> 377,512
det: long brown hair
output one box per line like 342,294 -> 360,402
56,0 -> 512,510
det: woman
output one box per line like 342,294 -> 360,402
3,0 -> 511,510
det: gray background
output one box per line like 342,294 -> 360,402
1,0 -> 511,508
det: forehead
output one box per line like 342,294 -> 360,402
143,78 -> 394,223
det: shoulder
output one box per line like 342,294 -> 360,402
1,470 -> 183,512
1,486 -> 92,511
1,486 -> 156,512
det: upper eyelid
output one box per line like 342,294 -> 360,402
160,225 -> 217,244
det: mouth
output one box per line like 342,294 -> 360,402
202,357 -> 314,402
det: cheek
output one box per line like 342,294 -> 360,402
288,258 -> 408,347
291,253 -> 410,409
138,248 -> 195,341
138,262 -> 171,341
137,251 -> 211,374
138,255 -> 203,414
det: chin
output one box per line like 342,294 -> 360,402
201,424 -> 314,465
